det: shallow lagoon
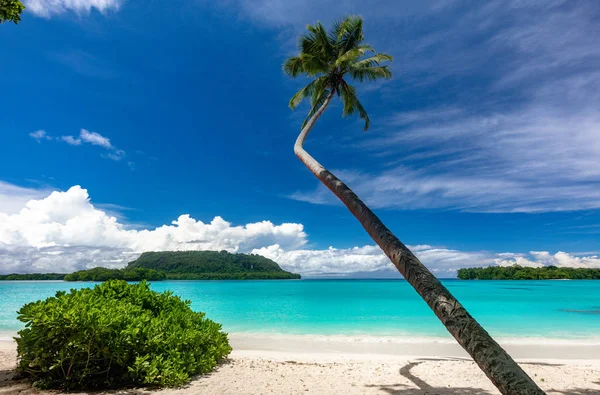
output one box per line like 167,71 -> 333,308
1,279 -> 599,341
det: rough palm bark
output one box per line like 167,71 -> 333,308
294,93 -> 545,395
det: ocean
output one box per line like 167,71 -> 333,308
1,279 -> 599,342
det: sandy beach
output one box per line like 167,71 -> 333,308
2,334 -> 600,395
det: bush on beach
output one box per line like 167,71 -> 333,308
15,280 -> 231,389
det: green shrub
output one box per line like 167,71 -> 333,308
15,280 -> 231,390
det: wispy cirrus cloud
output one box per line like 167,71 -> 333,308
30,128 -> 131,164
292,100 -> 600,213
49,50 -> 116,79
25,0 -> 124,18
277,1 -> 600,213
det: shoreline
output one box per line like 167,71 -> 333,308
2,337 -> 599,394
4,331 -> 600,361
228,332 -> 600,361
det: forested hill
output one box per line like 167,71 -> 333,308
0,251 -> 300,281
457,265 -> 600,280
126,251 -> 301,280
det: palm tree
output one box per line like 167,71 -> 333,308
283,16 -> 544,395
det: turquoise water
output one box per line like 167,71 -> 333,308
1,280 -> 599,341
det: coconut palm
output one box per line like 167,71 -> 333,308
284,16 -> 544,395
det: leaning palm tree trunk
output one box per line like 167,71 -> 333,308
294,93 -> 545,395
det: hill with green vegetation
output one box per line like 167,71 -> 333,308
0,251 -> 300,281
127,251 -> 301,280
64,267 -> 166,282
457,265 -> 600,280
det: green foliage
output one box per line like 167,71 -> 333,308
64,267 -> 166,282
457,265 -> 600,280
15,280 -> 231,390
283,15 -> 392,130
166,271 -> 301,280
127,250 -> 301,279
0,273 -> 65,281
0,0 -> 25,24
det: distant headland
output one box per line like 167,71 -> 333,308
0,251 -> 301,281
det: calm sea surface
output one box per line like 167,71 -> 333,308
1,280 -> 599,341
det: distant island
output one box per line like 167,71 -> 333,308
0,251 -> 301,281
128,251 -> 300,280
457,265 -> 600,280
0,273 -> 66,281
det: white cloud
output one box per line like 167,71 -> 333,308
0,185 -> 307,273
31,129 -> 130,164
105,149 -> 125,161
49,50 -> 115,79
252,244 -> 390,277
79,129 -> 113,149
29,130 -> 51,142
497,251 -> 600,269
292,85 -> 600,213
219,0 -> 600,214
0,182 -> 53,215
1,183 -> 598,276
252,243 -> 501,278
60,135 -> 82,145
255,243 -> 600,278
25,0 -> 123,18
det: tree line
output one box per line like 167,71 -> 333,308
457,265 -> 600,280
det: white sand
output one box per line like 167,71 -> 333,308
1,335 -> 599,394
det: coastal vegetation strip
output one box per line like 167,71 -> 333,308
458,265 -> 600,280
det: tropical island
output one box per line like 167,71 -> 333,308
0,251 -> 301,281
457,265 -> 600,280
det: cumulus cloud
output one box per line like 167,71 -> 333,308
1,183 -> 599,276
25,0 -> 123,18
0,185 -> 308,273
254,243 -> 600,278
252,243 -> 502,278
496,251 -> 600,269
0,182 -> 53,216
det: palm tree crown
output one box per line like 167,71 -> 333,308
283,16 -> 393,131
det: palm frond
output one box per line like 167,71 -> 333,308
338,16 -> 365,56
349,65 -> 392,82
307,22 -> 335,60
282,56 -> 305,77
354,96 -> 370,131
350,53 -> 393,68
329,19 -> 343,49
340,81 -> 370,130
289,76 -> 328,110
299,53 -> 330,75
298,31 -> 321,58
302,88 -> 331,129
335,44 -> 374,68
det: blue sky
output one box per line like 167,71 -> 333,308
1,0 -> 599,277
